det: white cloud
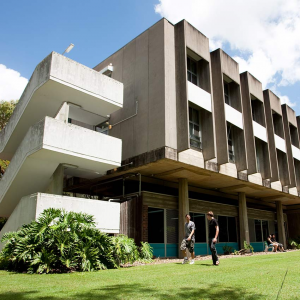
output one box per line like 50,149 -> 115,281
0,64 -> 28,101
155,0 -> 300,106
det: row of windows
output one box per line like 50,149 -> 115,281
148,207 -> 237,244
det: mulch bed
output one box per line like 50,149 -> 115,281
121,249 -> 299,268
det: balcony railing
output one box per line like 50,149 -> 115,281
274,134 -> 286,153
187,81 -> 212,112
292,145 -> 300,161
225,104 -> 243,129
253,121 -> 267,142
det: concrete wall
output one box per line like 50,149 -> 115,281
282,104 -> 298,189
240,72 -> 271,179
175,20 -> 215,160
94,19 -> 176,160
211,49 -> 247,171
0,52 -> 123,161
0,193 -> 121,250
264,90 -> 290,186
0,117 -> 122,217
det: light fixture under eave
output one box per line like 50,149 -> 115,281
62,43 -> 74,55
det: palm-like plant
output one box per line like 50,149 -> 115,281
0,208 -> 153,273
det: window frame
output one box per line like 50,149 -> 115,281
227,123 -> 235,163
189,106 -> 202,150
187,56 -> 198,86
224,81 -> 231,105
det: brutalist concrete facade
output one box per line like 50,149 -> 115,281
90,18 -> 300,256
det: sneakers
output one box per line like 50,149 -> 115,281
215,261 -> 220,266
190,259 -> 195,265
182,257 -> 188,264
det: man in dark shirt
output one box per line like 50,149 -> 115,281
207,211 -> 219,266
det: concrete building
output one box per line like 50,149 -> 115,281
0,52 -> 123,249
1,18 -> 300,256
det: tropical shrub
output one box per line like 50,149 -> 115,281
288,238 -> 300,249
222,245 -> 233,255
0,208 -> 152,274
0,217 -> 7,231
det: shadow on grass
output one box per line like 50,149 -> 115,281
0,283 -> 265,300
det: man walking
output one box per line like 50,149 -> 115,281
207,211 -> 219,266
181,214 -> 196,265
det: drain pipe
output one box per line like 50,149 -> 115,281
109,101 -> 138,129
122,173 -> 142,197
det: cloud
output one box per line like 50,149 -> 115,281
155,0 -> 300,106
0,64 -> 28,101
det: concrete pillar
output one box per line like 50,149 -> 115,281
178,178 -> 189,258
55,102 -> 69,123
276,201 -> 287,249
238,192 -> 250,249
45,164 -> 64,195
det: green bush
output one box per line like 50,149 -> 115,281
222,245 -> 233,255
288,238 -> 300,249
0,208 -> 152,274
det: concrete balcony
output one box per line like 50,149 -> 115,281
274,134 -> 286,153
292,145 -> 300,161
0,117 -> 122,217
253,121 -> 267,142
0,193 -> 121,250
187,81 -> 212,112
225,104 -> 243,129
0,52 -> 123,160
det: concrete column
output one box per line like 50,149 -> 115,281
45,164 -> 64,195
178,178 -> 189,258
276,201 -> 287,249
238,192 -> 250,249
55,102 -> 69,123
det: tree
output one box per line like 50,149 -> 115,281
0,100 -> 18,178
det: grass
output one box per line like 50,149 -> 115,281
0,251 -> 300,300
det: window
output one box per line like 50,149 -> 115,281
166,209 -> 178,243
187,56 -> 197,85
254,219 -> 269,242
224,81 -> 230,105
95,121 -> 109,135
148,208 -> 164,243
189,107 -> 202,149
227,124 -> 235,163
262,220 -> 269,242
272,112 -> 284,138
189,212 -> 206,243
255,220 -> 263,242
255,139 -> 263,173
217,216 -> 237,243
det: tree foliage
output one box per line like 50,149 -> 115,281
0,208 -> 153,273
0,100 -> 18,178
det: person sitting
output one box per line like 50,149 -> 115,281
267,234 -> 278,252
271,234 -> 286,252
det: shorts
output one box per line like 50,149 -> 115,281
180,238 -> 195,253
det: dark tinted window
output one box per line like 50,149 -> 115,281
255,220 -> 262,242
190,212 -> 206,243
228,217 -> 237,242
218,216 -> 227,242
148,207 -> 164,243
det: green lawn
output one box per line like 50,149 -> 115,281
0,251 -> 300,300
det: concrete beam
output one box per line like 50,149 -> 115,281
238,192 -> 250,249
178,178 -> 189,258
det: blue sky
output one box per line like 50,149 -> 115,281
1,0 -> 300,114
0,0 -> 160,78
